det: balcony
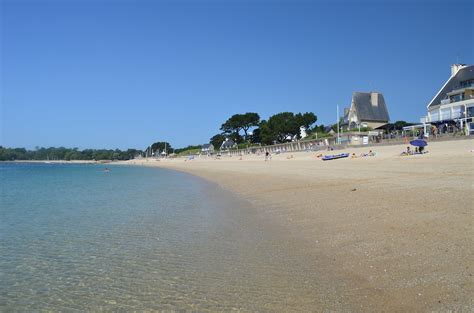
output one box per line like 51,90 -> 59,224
440,94 -> 474,106
441,99 -> 451,105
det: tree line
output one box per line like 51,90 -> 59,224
0,146 -> 142,161
207,112 -> 414,149
2,116 -> 414,160
209,111 -> 318,148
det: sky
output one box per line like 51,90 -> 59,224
1,0 -> 473,150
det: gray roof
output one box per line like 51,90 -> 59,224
202,144 -> 213,149
220,139 -> 235,149
324,126 -> 334,133
352,92 -> 390,122
428,65 -> 474,108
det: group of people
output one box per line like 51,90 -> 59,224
400,146 -> 426,156
351,150 -> 376,158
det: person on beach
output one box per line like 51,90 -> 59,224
265,151 -> 270,161
401,147 -> 411,156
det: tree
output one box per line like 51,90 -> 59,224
251,128 -> 262,143
258,120 -> 277,145
220,112 -> 260,140
393,120 -> 412,130
260,112 -> 317,144
295,112 -> 317,132
0,147 -> 143,161
210,134 -> 226,148
149,142 -> 173,155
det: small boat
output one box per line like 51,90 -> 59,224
322,153 -> 349,161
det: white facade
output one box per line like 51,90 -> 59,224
421,64 -> 474,134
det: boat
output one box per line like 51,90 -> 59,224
322,153 -> 349,161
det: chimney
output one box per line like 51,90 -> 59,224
451,64 -> 466,76
370,92 -> 379,106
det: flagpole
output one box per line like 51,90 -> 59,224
337,105 -> 340,144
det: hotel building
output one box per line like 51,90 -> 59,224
421,64 -> 474,134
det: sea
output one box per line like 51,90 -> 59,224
0,163 -> 329,311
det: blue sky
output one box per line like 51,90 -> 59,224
1,0 -> 473,150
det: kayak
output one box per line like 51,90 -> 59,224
322,153 -> 349,161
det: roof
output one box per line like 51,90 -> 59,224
324,126 -> 335,133
427,65 -> 474,108
352,92 -> 390,122
202,144 -> 213,149
220,139 -> 235,149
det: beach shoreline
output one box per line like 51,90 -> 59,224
1,160 -> 99,164
120,139 -> 474,311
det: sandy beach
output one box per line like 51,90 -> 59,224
122,139 -> 473,311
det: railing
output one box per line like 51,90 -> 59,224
441,99 -> 451,105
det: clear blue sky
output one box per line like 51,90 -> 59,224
1,0 -> 473,150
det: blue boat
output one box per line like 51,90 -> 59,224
322,153 -> 349,161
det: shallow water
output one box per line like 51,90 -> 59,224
0,163 -> 335,311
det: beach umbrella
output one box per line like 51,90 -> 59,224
410,139 -> 428,147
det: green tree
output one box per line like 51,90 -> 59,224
295,112 -> 317,132
258,112 -> 317,144
148,142 -> 173,156
258,120 -> 277,145
210,134 -> 226,148
0,147 -> 143,161
393,120 -> 412,130
220,112 -> 260,140
250,128 -> 262,143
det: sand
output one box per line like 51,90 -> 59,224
123,139 -> 474,311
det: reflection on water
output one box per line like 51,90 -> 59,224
0,163 -> 336,311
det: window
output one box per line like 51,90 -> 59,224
467,106 -> 474,118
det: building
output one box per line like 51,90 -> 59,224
323,126 -> 336,135
342,92 -> 390,130
421,64 -> 474,134
201,144 -> 214,154
299,126 -> 307,139
220,138 -> 236,150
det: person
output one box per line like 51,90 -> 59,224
265,151 -> 270,161
419,146 -> 424,154
415,147 -> 419,154
407,146 -> 411,155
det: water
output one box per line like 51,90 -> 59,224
0,163 -> 332,311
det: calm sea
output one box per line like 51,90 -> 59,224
0,163 -> 331,311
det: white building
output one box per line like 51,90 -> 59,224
421,64 -> 474,134
201,144 -> 214,154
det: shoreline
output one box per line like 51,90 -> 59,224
120,139 -> 474,311
2,160 -> 104,164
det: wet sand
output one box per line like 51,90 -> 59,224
124,139 -> 474,311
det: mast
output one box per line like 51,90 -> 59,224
337,105 -> 340,144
